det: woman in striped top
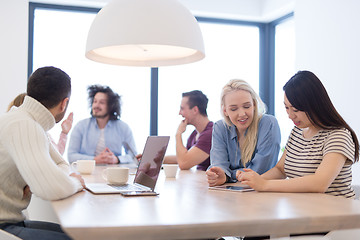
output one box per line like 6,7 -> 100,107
237,71 -> 359,198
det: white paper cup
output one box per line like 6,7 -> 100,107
102,167 -> 129,185
162,164 -> 178,178
71,160 -> 95,175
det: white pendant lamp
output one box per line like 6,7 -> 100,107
85,0 -> 205,67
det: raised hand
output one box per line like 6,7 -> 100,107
61,112 -> 73,134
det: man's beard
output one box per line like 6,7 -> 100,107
54,100 -> 69,123
54,110 -> 66,123
92,111 -> 109,119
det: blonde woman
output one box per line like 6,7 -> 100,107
206,79 -> 281,186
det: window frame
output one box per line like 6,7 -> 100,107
28,2 -> 294,135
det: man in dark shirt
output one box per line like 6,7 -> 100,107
163,90 -> 213,171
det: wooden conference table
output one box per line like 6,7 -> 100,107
51,165 -> 360,240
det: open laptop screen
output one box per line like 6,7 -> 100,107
134,136 -> 170,190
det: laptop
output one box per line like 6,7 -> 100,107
86,136 -> 170,196
122,141 -> 140,167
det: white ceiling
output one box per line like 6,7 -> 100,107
31,0 -> 295,22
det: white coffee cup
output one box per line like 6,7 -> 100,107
162,164 -> 178,178
71,160 -> 95,175
102,167 -> 129,185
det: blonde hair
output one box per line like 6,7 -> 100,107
7,93 -> 26,112
221,79 -> 266,166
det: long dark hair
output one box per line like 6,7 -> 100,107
283,70 -> 359,161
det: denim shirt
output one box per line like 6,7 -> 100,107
209,114 -> 281,181
68,117 -> 137,163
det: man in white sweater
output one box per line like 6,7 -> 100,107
0,66 -> 85,240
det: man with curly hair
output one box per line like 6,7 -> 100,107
68,85 -> 137,164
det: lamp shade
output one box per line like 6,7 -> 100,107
85,0 -> 205,67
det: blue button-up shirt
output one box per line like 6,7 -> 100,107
68,117 -> 137,163
210,114 -> 281,181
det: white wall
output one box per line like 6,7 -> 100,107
181,0 -> 263,20
294,0 -> 360,184
0,0 -> 28,113
261,0 -> 295,21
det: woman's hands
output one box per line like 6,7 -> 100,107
236,168 -> 267,191
206,167 -> 227,186
206,167 -> 268,191
61,112 -> 73,134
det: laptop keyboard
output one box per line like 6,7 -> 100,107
110,184 -> 144,191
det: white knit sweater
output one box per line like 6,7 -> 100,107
0,96 -> 83,224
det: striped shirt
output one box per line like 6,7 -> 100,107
285,126 -> 355,198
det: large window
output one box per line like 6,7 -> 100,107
30,3 -> 290,158
32,7 -> 150,156
30,4 -> 263,157
158,22 -> 259,154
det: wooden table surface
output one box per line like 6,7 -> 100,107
51,165 -> 360,240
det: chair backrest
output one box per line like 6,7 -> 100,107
0,229 -> 22,240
